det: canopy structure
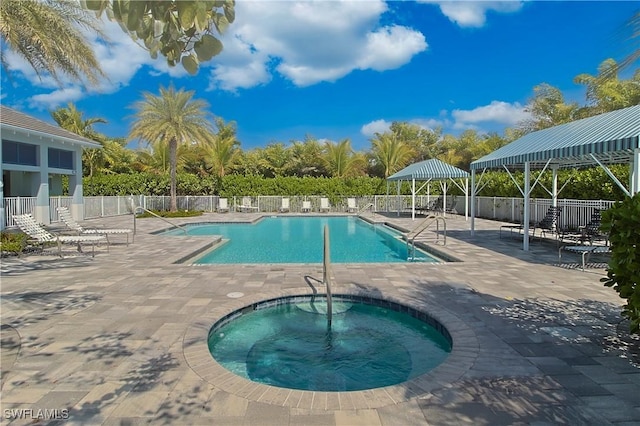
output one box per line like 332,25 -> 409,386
387,158 -> 470,220
470,104 -> 640,250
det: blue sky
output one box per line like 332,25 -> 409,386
2,1 -> 638,151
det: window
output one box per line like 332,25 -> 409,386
2,140 -> 38,166
48,148 -> 73,169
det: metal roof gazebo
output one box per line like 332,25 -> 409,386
470,104 -> 640,250
387,158 -> 470,220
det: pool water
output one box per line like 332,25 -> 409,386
169,216 -> 437,264
208,297 -> 452,391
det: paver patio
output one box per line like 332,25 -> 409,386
1,212 -> 638,425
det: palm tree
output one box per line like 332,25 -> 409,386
0,0 -> 104,86
51,103 -> 107,177
370,133 -> 415,178
324,139 -> 365,178
200,118 -> 240,178
129,85 -> 213,211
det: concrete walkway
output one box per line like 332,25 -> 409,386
1,212 -> 638,425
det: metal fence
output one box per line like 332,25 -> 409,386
2,194 -> 617,230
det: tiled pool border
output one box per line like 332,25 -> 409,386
183,287 -> 479,409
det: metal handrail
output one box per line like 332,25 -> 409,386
134,207 -> 188,235
356,202 -> 374,216
405,215 -> 447,260
323,225 -> 333,330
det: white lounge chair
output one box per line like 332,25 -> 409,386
57,207 -> 132,245
320,198 -> 331,213
347,198 -> 357,213
13,214 -> 107,257
218,198 -> 229,213
301,201 -> 312,213
280,198 -> 290,213
238,196 -> 258,212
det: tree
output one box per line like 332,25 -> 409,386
85,0 -> 235,75
286,137 -> 328,177
1,0 -> 105,85
388,122 -> 443,163
370,132 -> 415,178
129,85 -> 213,211
51,103 -> 108,176
200,118 -> 241,178
518,84 -> 580,133
324,139 -> 366,178
574,59 -> 640,115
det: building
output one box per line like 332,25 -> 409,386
0,105 -> 100,229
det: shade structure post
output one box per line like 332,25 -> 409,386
411,178 -> 416,220
523,162 -> 531,251
396,180 -> 401,217
465,177 -> 469,221
470,169 -> 476,236
632,148 -> 640,196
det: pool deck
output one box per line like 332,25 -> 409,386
1,212 -> 638,425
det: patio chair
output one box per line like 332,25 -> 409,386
238,197 -> 258,212
280,198 -> 290,213
301,201 -> 312,213
13,214 -> 107,257
320,198 -> 331,213
57,207 -> 132,245
217,198 -> 229,213
347,198 -> 357,213
560,209 -> 606,245
532,206 -> 562,240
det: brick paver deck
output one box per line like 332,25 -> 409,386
1,212 -> 638,425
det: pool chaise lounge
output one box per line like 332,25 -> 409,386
57,207 -> 133,245
559,244 -> 610,271
12,213 -> 107,257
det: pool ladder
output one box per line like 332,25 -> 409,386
323,225 -> 333,329
356,202 -> 374,217
405,215 -> 446,261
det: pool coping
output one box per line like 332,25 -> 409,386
182,286 -> 479,409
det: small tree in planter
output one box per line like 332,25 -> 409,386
601,193 -> 640,334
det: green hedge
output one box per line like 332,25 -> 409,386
83,167 -> 629,200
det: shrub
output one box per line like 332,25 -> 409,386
136,210 -> 203,218
601,193 -> 640,334
0,232 -> 27,255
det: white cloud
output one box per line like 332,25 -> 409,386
208,1 -> 427,90
452,101 -> 530,127
361,119 -> 392,137
419,1 -> 524,27
28,87 -> 84,110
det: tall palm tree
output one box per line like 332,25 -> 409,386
129,85 -> 213,211
0,0 -> 104,86
370,133 -> 415,178
51,103 -> 107,177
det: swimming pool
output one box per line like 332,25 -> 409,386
167,216 -> 438,264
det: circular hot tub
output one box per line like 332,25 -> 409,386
208,294 -> 452,392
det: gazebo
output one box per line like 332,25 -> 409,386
470,104 -> 640,250
386,158 -> 470,220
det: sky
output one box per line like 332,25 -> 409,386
1,1 -> 639,152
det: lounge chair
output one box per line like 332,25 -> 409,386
347,198 -> 357,213
280,198 -> 290,213
13,214 -> 107,257
301,201 -> 312,213
560,209 -> 606,245
57,207 -> 132,245
238,197 -> 258,212
217,198 -> 229,213
559,244 -> 610,271
500,206 -> 562,240
320,198 -> 331,213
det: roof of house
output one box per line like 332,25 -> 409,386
387,158 -> 469,181
471,105 -> 640,170
1,105 -> 101,148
